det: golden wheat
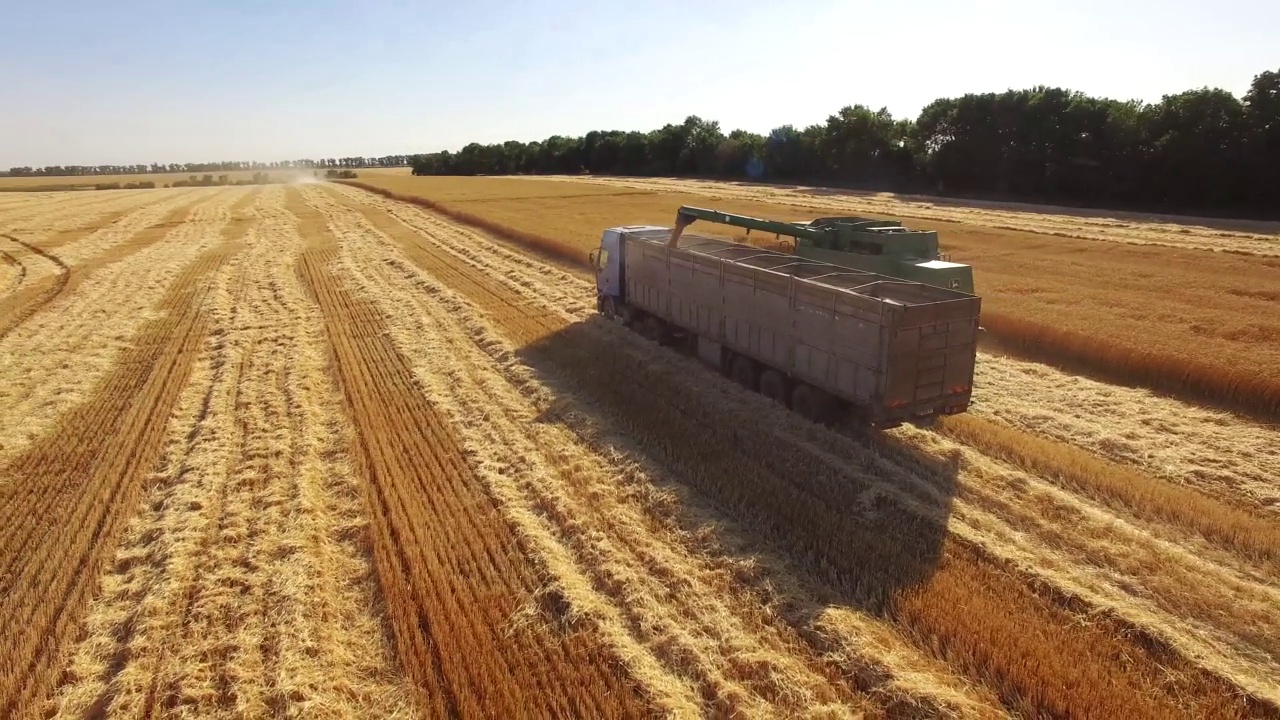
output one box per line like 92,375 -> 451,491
316,183 -> 1004,717
0,194 -> 248,719
331,183 -> 1276,717
5,178 -> 1276,719
53,187 -> 417,718
0,189 -> 247,468
521,173 -> 1280,256
289,187 -> 649,718
970,350 -> 1280,514
345,175 -> 1280,416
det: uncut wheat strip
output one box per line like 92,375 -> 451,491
971,352 -> 1280,515
318,193 -> 864,719
525,176 -> 1280,256
616,174 -> 1280,255
317,186 -> 1006,719
886,424 -> 1280,707
53,187 -> 415,719
0,189 -> 246,470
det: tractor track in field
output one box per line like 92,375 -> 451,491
327,182 -> 1280,718
0,189 -> 220,343
0,246 -> 26,296
0,190 -> 172,245
0,208 -> 248,719
36,207 -> 145,251
0,190 -> 258,469
289,188 -> 650,720
0,234 -> 69,341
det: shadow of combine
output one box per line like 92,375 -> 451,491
513,315 -> 958,619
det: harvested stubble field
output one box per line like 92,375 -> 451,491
0,170 -> 312,192
1,179 -> 1278,719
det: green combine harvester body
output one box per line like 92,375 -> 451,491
669,206 -> 975,295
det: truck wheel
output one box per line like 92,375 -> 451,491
601,295 -> 619,321
759,370 -> 788,406
640,316 -> 665,343
791,384 -> 836,426
729,355 -> 757,391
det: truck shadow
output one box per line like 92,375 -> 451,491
513,315 -> 957,622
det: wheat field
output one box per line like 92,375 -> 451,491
350,173 -> 1280,418
0,179 -> 1277,718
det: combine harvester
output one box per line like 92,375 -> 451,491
673,205 -> 975,293
589,206 -> 981,429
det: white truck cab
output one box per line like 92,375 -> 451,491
590,225 -> 669,317
590,229 -> 624,298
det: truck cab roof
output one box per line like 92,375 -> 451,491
607,225 -> 670,235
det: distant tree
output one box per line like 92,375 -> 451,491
17,66 -> 1280,216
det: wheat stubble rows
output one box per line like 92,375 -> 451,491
51,188 -> 417,718
0,188 -> 251,718
1,184 -> 1277,719
322,182 -> 1279,717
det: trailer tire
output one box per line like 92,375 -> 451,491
600,295 -> 620,322
729,355 -> 758,391
640,316 -> 669,344
759,370 -> 788,406
791,384 -> 836,426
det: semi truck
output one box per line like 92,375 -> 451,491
589,218 -> 981,428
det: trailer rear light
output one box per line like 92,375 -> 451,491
950,385 -> 970,394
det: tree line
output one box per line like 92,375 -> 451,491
5,156 -> 409,178
411,68 -> 1279,216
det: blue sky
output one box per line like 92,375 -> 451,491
3,0 -> 1276,167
